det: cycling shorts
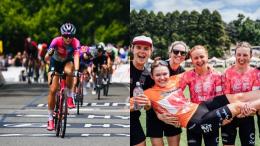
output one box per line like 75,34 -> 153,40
79,62 -> 92,72
130,111 -> 145,146
187,95 -> 231,135
221,116 -> 255,145
49,58 -> 73,73
146,108 -> 182,137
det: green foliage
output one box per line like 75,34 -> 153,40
0,0 -> 129,54
130,9 -> 260,59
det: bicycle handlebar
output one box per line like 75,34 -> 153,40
49,71 -> 83,85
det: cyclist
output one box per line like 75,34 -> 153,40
105,45 -> 116,81
221,42 -> 258,146
45,23 -> 80,131
179,45 -> 223,146
24,37 -> 38,83
79,45 -> 93,90
91,42 -> 108,95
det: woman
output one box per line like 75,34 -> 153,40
140,60 -> 260,143
179,45 -> 223,146
130,35 -> 153,146
45,23 -> 80,131
221,42 -> 259,146
146,41 -> 188,146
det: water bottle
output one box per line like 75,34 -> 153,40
133,82 -> 144,110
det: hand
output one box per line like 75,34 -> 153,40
156,112 -> 181,127
134,94 -> 150,107
73,70 -> 79,77
237,103 -> 256,118
221,118 -> 233,125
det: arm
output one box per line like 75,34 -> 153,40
74,50 -> 80,71
129,94 -> 151,112
44,47 -> 54,64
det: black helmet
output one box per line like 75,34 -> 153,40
60,23 -> 76,35
96,42 -> 105,52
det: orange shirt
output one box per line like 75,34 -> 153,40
144,75 -> 198,127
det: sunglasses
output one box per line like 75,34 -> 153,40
151,60 -> 168,68
151,60 -> 168,73
62,35 -> 74,39
171,49 -> 187,56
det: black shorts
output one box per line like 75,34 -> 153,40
49,58 -> 73,73
146,108 -> 182,137
130,111 -> 145,146
221,116 -> 255,145
187,95 -> 230,135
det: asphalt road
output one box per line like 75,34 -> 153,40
0,83 -> 130,146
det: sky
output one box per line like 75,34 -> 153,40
130,0 -> 260,23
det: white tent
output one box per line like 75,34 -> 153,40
250,57 -> 260,67
209,57 -> 225,67
225,56 -> 236,66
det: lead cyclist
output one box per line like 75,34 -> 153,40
44,23 -> 80,131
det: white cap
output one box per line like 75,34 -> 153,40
132,35 -> 153,48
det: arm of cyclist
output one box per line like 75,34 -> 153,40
44,47 -> 54,64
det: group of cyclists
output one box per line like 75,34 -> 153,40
44,23 -> 119,131
130,35 -> 260,146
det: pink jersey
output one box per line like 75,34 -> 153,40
48,36 -> 80,62
255,69 -> 260,89
179,69 -> 223,104
223,65 -> 259,94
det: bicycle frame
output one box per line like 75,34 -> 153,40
75,72 -> 85,115
50,72 -> 68,138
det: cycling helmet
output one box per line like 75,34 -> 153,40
60,23 -> 76,35
80,45 -> 90,54
106,47 -> 113,53
96,42 -> 105,52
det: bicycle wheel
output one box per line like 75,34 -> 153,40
80,83 -> 84,106
54,93 -> 60,136
55,92 -> 62,137
76,84 -> 80,115
76,93 -> 80,115
61,94 -> 67,138
56,91 -> 68,138
103,83 -> 107,96
105,79 -> 110,96
96,75 -> 102,100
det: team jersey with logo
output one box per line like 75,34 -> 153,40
179,69 -> 223,104
255,68 -> 260,89
144,75 -> 198,127
223,65 -> 259,94
48,36 -> 80,62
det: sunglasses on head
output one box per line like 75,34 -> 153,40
151,60 -> 168,73
171,49 -> 186,56
151,60 -> 168,68
62,35 -> 74,39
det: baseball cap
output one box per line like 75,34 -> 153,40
132,35 -> 153,47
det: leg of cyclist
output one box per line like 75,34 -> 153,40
64,61 -> 76,109
47,71 -> 59,131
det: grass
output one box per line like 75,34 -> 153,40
140,110 -> 260,146
140,67 -> 260,145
